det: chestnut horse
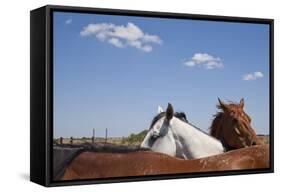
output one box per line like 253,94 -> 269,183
61,144 -> 269,180
210,98 -> 261,150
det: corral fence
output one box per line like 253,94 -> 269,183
56,128 -> 109,145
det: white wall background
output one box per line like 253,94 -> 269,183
0,0 -> 279,191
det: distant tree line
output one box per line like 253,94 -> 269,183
124,130 -> 148,145
53,129 -> 150,145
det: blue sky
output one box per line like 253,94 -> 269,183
53,11 -> 270,138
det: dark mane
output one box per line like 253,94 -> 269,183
209,112 -> 224,138
175,112 -> 188,123
53,143 -> 150,180
150,111 -> 188,129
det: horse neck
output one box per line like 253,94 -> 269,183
210,113 -> 225,138
210,113 -> 237,150
171,118 -> 207,138
171,117 -> 223,147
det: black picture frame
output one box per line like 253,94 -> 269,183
30,5 -> 274,187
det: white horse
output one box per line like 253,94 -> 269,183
141,103 -> 225,159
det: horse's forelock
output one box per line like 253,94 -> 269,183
149,111 -> 188,130
149,112 -> 166,129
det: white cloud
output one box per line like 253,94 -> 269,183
65,18 -> 72,24
184,61 -> 196,67
143,34 -> 162,43
183,53 -> 223,69
141,45 -> 153,52
80,22 -> 162,52
108,38 -> 124,48
243,71 -> 264,81
254,71 -> 264,78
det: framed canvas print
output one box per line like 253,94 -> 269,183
30,5 -> 274,187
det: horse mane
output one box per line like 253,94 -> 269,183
150,111 -> 188,129
53,143 -> 150,180
53,146 -> 83,180
209,112 -> 224,138
175,112 -> 188,123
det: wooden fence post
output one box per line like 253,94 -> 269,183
59,137 -> 63,145
92,128 -> 95,143
70,137 -> 73,145
105,128 -> 108,143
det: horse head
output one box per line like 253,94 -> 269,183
150,103 -> 174,138
140,103 -> 189,157
210,98 -> 261,150
150,104 -> 188,138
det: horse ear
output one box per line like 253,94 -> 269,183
239,98 -> 244,108
218,98 -> 228,111
166,103 -> 174,121
158,105 -> 164,114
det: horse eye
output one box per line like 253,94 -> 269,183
232,119 -> 238,124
